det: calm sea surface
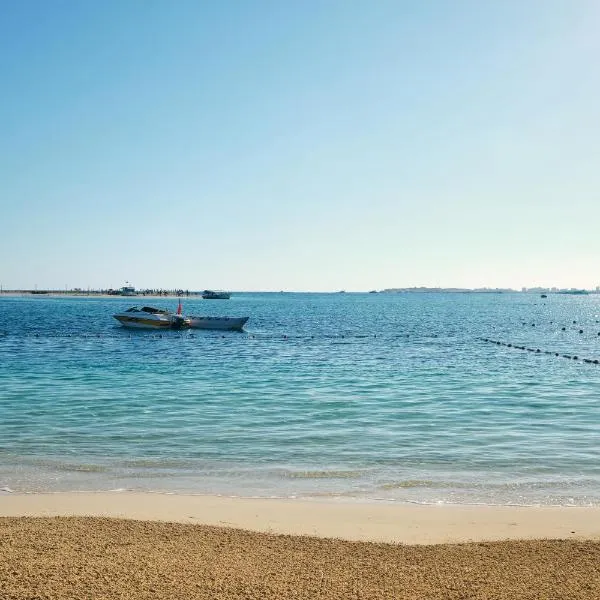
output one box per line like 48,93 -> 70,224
1,292 -> 599,506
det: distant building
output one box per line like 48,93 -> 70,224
120,285 -> 136,296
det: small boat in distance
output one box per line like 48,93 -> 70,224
202,290 -> 231,300
187,315 -> 249,331
113,306 -> 190,330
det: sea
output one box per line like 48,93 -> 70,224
1,292 -> 599,506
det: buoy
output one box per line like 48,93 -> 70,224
579,330 -> 583,334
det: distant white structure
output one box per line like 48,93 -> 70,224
120,282 -> 136,296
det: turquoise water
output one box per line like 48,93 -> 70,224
1,292 -> 599,506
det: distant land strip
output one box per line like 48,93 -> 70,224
1,287 -> 599,295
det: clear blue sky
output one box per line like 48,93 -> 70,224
1,1 -> 598,291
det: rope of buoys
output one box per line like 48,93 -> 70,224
479,338 -> 599,365
522,321 -> 597,333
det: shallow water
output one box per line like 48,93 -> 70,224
1,292 -> 599,505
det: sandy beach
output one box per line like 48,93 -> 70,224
1,494 -> 600,598
2,492 -> 600,544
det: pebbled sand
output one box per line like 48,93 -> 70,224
1,494 -> 600,599
1,517 -> 600,599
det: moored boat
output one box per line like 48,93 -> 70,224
187,315 -> 249,331
202,290 -> 231,299
113,306 -> 190,330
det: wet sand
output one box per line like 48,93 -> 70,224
1,494 -> 600,598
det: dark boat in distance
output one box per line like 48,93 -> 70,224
202,290 -> 231,300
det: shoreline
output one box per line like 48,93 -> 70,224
2,491 -> 600,544
0,292 -> 201,299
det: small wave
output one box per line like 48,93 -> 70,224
379,480 -> 441,490
52,463 -> 110,473
119,459 -> 193,469
108,471 -> 173,480
285,470 -> 362,480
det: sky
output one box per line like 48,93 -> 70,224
1,0 -> 599,292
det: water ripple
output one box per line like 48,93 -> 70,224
1,293 -> 600,505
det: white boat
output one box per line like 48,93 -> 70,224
202,290 -> 231,299
113,306 -> 191,330
188,315 -> 249,331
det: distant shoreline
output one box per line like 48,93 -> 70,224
0,291 -> 202,298
0,289 -> 597,297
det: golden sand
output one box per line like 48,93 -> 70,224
1,516 -> 599,599
3,493 -> 600,544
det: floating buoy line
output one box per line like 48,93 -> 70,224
5,332 -> 409,341
479,337 -> 600,365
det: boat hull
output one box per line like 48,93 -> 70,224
202,290 -> 231,299
113,315 -> 191,330
188,316 -> 248,331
